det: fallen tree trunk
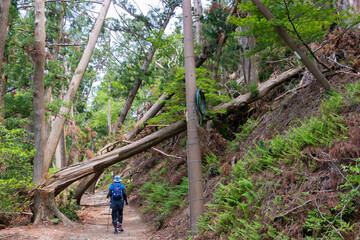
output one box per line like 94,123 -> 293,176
72,170 -> 103,204
31,121 -> 186,225
214,67 -> 304,112
34,120 -> 187,195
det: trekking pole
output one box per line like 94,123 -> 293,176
107,204 -> 111,231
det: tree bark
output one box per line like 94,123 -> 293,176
194,0 -> 203,44
250,0 -> 331,91
111,1 -> 179,134
32,0 -> 47,185
0,0 -> 10,125
45,0 -> 111,172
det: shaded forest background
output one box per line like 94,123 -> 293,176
1,0 -> 360,239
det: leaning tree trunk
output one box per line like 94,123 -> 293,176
214,67 -> 304,111
250,0 -> 331,91
0,0 -> 10,125
45,0 -> 111,172
73,170 -> 104,204
124,92 -> 174,140
112,0 -> 179,134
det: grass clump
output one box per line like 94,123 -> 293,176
139,177 -> 188,229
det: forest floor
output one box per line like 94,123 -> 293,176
0,191 -> 154,240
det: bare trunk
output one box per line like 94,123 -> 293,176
214,67 -> 304,111
183,0 -> 204,232
45,0 -> 111,172
0,0 -> 10,72
32,0 -> 47,185
112,2 -> 179,134
194,0 -> 202,44
0,0 -> 10,125
55,130 -> 66,168
124,92 -> 174,140
250,0 -> 331,91
44,86 -> 52,141
72,170 -> 103,204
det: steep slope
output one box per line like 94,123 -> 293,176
110,30 -> 360,240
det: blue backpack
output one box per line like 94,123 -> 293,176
112,184 -> 123,200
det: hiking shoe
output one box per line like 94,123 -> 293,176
118,226 -> 124,232
114,229 -> 118,235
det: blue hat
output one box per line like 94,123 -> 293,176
113,175 -> 122,183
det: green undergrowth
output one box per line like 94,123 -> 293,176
56,188 -> 83,222
0,127 -> 34,223
197,82 -> 360,239
139,165 -> 188,229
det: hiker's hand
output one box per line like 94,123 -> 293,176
106,199 -> 110,205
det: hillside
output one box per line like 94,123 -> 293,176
110,31 -> 360,239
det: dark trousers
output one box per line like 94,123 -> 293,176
112,206 -> 124,228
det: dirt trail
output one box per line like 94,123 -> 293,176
0,191 -> 154,240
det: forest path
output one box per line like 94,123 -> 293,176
0,191 -> 154,240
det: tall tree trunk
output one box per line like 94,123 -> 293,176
112,1 -> 179,134
55,130 -> 66,168
53,93 -> 67,169
0,0 -> 10,125
32,0 -> 47,186
183,0 -> 204,232
45,0 -> 111,172
250,0 -> 331,91
194,0 -> 202,44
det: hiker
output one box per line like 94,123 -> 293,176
106,175 -> 128,234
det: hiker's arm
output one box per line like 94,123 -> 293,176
123,188 -> 128,205
106,189 -> 112,204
